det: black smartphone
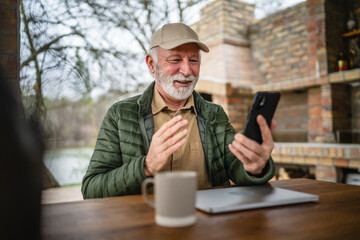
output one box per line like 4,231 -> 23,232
242,91 -> 281,144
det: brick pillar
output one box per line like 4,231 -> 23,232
307,0 -> 328,83
221,86 -> 253,132
203,83 -> 253,132
308,84 -> 337,143
321,84 -> 336,142
308,87 -> 322,142
0,0 -> 20,100
193,0 -> 261,132
193,0 -> 260,87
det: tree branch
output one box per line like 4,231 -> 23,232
20,32 -> 82,69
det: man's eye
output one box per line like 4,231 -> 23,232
169,59 -> 181,63
190,59 -> 199,63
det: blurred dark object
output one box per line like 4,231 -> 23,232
347,12 -> 356,32
274,164 -> 315,181
336,51 -> 348,71
0,68 -> 44,239
348,37 -> 360,69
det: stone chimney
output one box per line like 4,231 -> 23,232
193,0 -> 265,90
193,0 -> 261,130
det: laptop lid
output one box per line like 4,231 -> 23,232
196,185 -> 319,214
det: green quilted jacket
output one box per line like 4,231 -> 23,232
82,82 -> 274,199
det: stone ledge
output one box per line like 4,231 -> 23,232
273,142 -> 360,159
200,69 -> 360,94
272,142 -> 360,170
273,154 -> 360,169
196,79 -> 253,97
328,68 -> 360,83
251,76 -> 325,92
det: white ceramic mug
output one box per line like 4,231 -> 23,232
142,171 -> 197,227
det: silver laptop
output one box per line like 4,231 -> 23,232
196,185 -> 319,214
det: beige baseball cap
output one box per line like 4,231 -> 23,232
149,23 -> 209,52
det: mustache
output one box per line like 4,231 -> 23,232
168,74 -> 198,82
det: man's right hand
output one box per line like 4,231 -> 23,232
144,115 -> 188,176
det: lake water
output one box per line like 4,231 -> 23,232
44,148 -> 93,186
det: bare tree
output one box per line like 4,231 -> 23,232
80,0 -> 207,55
20,0 -> 208,122
20,0 -> 132,121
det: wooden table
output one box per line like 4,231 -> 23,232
42,179 -> 360,240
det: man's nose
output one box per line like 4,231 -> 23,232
179,59 -> 192,76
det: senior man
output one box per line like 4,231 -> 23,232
82,23 -> 276,198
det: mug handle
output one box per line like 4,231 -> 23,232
142,178 -> 155,208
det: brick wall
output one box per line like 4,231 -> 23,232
193,0 -> 263,132
195,79 -> 253,132
195,0 -> 360,144
273,91 -> 308,142
250,2 -> 309,84
194,0 -> 254,46
194,0 -> 265,88
193,0 -> 360,182
216,86 -> 253,131
194,0 -> 329,139
0,0 -> 20,100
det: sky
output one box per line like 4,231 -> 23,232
187,0 -> 305,23
247,0 -> 305,19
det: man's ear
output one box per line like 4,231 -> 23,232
146,54 -> 155,75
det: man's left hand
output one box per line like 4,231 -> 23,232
229,115 -> 276,176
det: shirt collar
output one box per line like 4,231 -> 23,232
151,86 -> 197,116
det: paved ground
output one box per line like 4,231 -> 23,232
42,186 -> 83,204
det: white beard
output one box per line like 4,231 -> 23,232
155,64 -> 198,100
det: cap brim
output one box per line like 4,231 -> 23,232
159,39 -> 209,52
